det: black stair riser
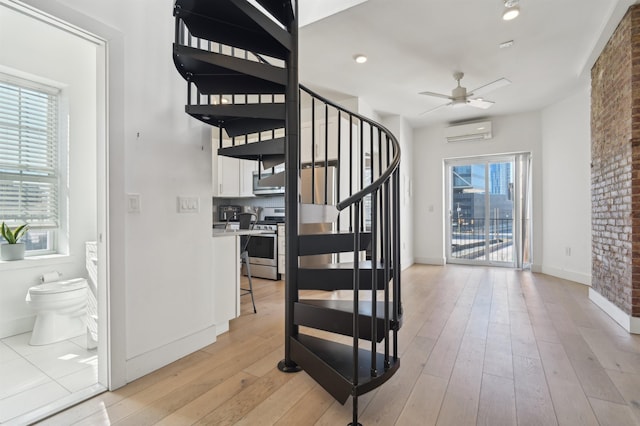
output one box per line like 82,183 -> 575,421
294,301 -> 400,342
298,266 -> 392,291
298,232 -> 372,256
290,334 -> 400,404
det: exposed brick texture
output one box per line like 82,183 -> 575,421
592,5 -> 640,318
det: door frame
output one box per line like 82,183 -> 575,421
444,154 -> 518,267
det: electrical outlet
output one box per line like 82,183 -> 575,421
177,196 -> 199,213
565,247 -> 571,256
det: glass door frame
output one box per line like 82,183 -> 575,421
445,154 -> 518,267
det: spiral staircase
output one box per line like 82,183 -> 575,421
172,1 -> 402,424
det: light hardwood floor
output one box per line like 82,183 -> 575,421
39,265 -> 640,425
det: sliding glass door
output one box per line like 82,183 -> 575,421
446,154 -> 530,267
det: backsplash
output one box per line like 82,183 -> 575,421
212,195 -> 284,221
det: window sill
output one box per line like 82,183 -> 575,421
0,254 -> 74,271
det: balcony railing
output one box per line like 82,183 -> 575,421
451,217 -> 513,262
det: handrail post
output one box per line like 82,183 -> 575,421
278,1 -> 301,373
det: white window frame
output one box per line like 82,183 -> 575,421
0,72 -> 65,256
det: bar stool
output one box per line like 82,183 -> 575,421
229,212 -> 258,313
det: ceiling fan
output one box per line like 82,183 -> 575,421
419,71 -> 511,114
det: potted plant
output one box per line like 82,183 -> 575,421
1,222 -> 29,261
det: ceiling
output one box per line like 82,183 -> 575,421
298,0 -> 638,128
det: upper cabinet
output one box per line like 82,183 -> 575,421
212,130 -> 256,198
301,119 -> 339,165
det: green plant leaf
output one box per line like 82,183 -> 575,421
0,222 -> 28,244
0,223 -> 7,242
13,224 -> 28,243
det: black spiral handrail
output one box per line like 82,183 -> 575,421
299,85 -> 401,211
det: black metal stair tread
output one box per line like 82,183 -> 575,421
173,44 -> 286,94
294,299 -> 402,342
217,137 -> 284,160
255,0 -> 294,26
187,103 -> 285,120
186,104 -> 285,137
298,232 -> 372,256
298,299 -> 401,322
299,260 -> 386,270
290,334 -> 400,404
297,261 -> 393,291
175,0 -> 291,60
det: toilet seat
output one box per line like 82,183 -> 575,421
28,278 -> 87,294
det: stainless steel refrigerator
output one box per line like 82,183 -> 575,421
300,166 -> 335,267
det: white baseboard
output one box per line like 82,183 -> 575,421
401,257 -> 415,271
541,266 -> 591,286
531,263 -> 542,273
0,315 -> 34,339
589,288 -> 640,334
414,257 -> 445,265
215,321 -> 229,335
125,325 -> 218,382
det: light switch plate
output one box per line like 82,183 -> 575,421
127,193 -> 141,213
177,196 -> 200,213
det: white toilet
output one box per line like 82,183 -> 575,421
26,278 -> 88,345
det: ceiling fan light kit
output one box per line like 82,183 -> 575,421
503,0 -> 520,20
418,71 -> 511,115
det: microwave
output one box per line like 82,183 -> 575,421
252,171 -> 285,195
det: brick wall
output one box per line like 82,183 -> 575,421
592,5 -> 640,318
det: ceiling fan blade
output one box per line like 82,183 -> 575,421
467,98 -> 494,109
418,91 -> 452,100
468,78 -> 511,97
419,102 -> 452,115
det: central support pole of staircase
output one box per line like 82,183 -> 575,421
278,0 -> 302,374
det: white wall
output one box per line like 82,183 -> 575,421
541,84 -> 592,284
0,5 -> 97,338
413,112 -> 544,268
381,115 -> 414,269
20,0 -> 216,386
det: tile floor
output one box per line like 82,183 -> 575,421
0,332 -> 98,424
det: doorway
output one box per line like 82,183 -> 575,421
0,1 -> 108,423
445,153 -> 532,268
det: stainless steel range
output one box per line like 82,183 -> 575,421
244,207 -> 284,280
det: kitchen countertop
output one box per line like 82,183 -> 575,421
212,229 -> 274,237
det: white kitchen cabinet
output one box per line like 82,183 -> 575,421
212,234 -> 241,326
239,160 -> 256,197
212,129 -> 257,197
214,155 -> 240,197
300,117 -> 350,165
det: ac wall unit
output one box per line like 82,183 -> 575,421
445,120 -> 492,142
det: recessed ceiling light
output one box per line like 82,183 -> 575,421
503,0 -> 520,20
353,54 -> 367,64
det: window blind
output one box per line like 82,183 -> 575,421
0,79 -> 59,229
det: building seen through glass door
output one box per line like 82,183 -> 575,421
446,154 -> 531,268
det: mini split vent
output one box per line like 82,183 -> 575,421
444,120 -> 492,142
